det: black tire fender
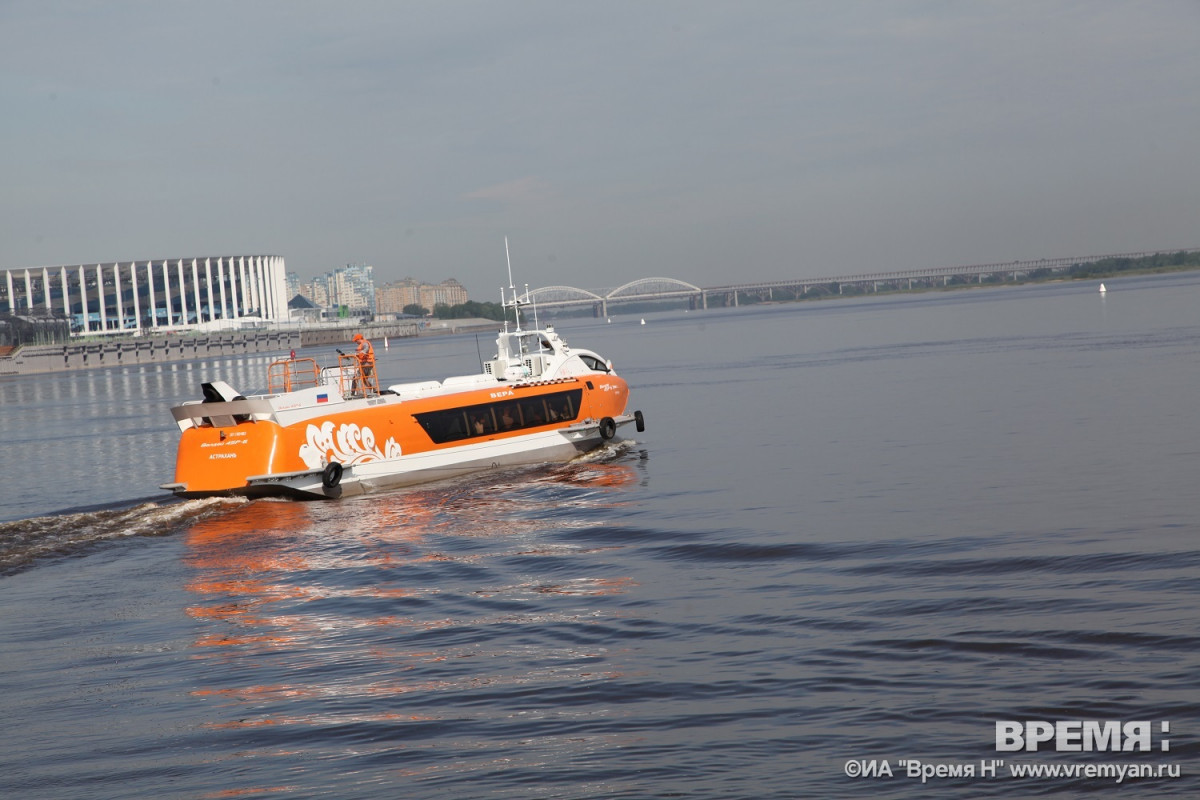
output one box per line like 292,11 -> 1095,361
322,461 -> 344,489
598,417 -> 617,440
634,410 -> 645,433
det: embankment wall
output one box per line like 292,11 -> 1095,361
0,323 -> 425,377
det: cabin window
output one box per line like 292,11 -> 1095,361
415,389 -> 583,444
495,401 -> 519,431
579,355 -> 609,372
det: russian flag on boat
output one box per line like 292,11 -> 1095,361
317,392 -> 328,403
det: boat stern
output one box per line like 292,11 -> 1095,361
164,384 -> 319,497
165,420 -> 290,497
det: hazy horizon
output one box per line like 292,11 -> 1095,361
4,2 -> 1198,298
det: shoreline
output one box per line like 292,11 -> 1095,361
5,264 -> 1197,376
0,320 -> 447,378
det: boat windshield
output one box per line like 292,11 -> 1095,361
518,333 -> 552,355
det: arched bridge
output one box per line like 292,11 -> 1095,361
516,248 -> 1200,316
520,277 -> 703,316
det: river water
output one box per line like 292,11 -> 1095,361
2,273 -> 1198,798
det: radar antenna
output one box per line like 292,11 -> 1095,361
502,236 -> 525,332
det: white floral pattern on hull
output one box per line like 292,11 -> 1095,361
299,421 -> 402,468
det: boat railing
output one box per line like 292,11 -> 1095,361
332,353 -> 380,398
268,357 -> 321,394
321,364 -> 354,392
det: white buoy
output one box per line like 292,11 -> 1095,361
1099,283 -> 1107,294
384,336 -> 389,349
640,318 -> 646,325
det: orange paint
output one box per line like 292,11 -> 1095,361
171,373 -> 632,496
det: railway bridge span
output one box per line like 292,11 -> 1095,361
517,248 -> 1200,315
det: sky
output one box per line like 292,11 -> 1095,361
3,1 -> 1198,298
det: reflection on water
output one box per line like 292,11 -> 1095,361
181,458 -> 643,792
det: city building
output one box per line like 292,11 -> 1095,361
420,278 -> 469,310
0,255 -> 288,335
298,263 -> 375,316
286,271 -> 302,300
375,278 -> 469,314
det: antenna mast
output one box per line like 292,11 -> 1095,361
528,283 -> 540,329
505,236 -> 515,292
503,236 -> 523,332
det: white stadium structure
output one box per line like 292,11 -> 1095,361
1,255 -> 288,335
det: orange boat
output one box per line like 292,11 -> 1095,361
162,283 -> 644,500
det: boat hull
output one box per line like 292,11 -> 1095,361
239,422 -> 627,499
163,374 -> 639,500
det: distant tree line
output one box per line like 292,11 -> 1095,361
1063,249 -> 1200,279
429,300 -> 506,321
725,249 -> 1200,306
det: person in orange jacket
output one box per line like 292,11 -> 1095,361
352,332 -> 375,394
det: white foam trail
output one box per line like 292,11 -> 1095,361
0,496 -> 248,575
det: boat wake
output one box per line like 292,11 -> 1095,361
571,438 -> 638,463
0,497 -> 246,577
